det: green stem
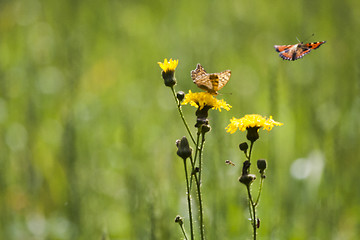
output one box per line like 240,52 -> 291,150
196,131 -> 206,240
244,140 -> 257,240
247,141 -> 254,162
189,131 -> 201,191
246,185 -> 257,240
254,176 -> 264,206
183,158 -> 194,240
198,132 -> 205,184
171,87 -> 196,145
179,223 -> 189,240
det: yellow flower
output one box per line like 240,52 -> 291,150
157,58 -> 178,73
157,58 -> 178,87
181,90 -> 231,112
226,114 -> 283,134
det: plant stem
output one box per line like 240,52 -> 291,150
246,185 -> 257,240
247,141 -> 254,162
179,223 -> 189,240
196,132 -> 206,240
198,132 -> 205,184
254,176 -> 264,206
183,158 -> 194,240
247,141 -> 257,239
171,87 -> 196,145
189,131 -> 201,191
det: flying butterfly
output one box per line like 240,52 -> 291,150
191,63 -> 231,95
274,41 -> 326,61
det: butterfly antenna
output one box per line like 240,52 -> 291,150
219,92 -> 232,96
296,33 -> 315,43
305,33 -> 315,42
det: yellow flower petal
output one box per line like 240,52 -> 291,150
225,114 -> 283,134
157,58 -> 178,73
182,90 -> 231,112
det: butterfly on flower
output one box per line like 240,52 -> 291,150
274,41 -> 326,61
191,64 -> 231,95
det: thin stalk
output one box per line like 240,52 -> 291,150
183,158 -> 195,240
198,131 -> 205,184
254,176 -> 264,206
193,130 -> 201,166
196,131 -> 206,240
171,87 -> 196,145
179,223 -> 189,240
189,131 -> 201,191
246,185 -> 257,240
189,155 -> 204,239
247,198 -> 254,222
247,141 -> 254,162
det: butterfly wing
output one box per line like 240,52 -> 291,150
213,70 -> 231,91
304,41 -> 326,50
191,64 -> 213,93
294,41 -> 326,60
275,44 -> 298,61
293,47 -> 312,60
274,45 -> 294,53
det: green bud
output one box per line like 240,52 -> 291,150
239,142 -> 248,152
201,124 -> 211,134
175,215 -> 184,225
257,159 -> 267,173
239,174 -> 256,186
177,91 -> 185,102
176,136 -> 192,160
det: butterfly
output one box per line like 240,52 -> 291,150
191,63 -> 231,95
274,41 -> 326,61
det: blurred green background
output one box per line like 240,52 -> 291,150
1,0 -> 360,239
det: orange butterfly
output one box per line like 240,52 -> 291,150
191,64 -> 231,95
274,41 -> 326,61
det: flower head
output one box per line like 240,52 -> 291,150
225,114 -> 283,134
158,58 -> 179,87
157,58 -> 178,73
182,90 -> 231,112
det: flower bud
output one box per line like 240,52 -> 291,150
200,124 -> 211,134
239,174 -> 256,186
175,215 -> 184,225
257,159 -> 267,172
239,142 -> 248,152
176,136 -> 192,160
177,91 -> 185,102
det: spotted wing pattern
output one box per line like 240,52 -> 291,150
191,64 -> 231,95
304,41 -> 326,50
274,41 -> 326,61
